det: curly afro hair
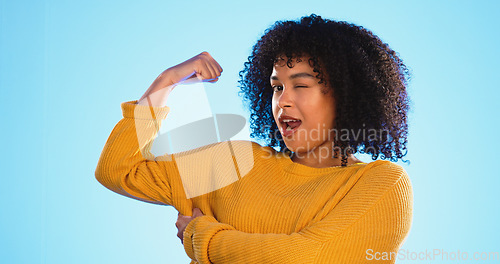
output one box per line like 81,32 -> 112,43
238,14 -> 410,165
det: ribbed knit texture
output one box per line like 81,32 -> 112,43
95,101 -> 413,264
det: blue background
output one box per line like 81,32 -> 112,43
1,0 -> 499,263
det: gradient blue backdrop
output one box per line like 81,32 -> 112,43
1,0 -> 499,263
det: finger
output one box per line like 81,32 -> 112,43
204,55 -> 220,77
197,64 -> 214,82
199,51 -> 210,57
193,208 -> 204,217
208,77 -> 219,83
203,52 -> 222,73
211,58 -> 223,73
177,230 -> 183,242
178,214 -> 191,220
207,63 -> 222,82
175,217 -> 185,229
210,60 -> 222,77
204,62 -> 218,81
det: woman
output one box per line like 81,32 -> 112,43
96,14 -> 412,263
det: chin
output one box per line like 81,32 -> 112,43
283,139 -> 311,153
284,138 -> 329,154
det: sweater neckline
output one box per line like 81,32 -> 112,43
276,152 -> 367,176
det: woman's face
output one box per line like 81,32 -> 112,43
271,57 -> 337,156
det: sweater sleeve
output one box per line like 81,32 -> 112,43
95,101 -> 192,212
183,164 -> 413,264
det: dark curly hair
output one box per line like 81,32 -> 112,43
238,14 -> 410,166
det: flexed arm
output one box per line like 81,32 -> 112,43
95,52 -> 223,213
181,166 -> 413,264
95,101 -> 175,205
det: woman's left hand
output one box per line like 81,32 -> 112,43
176,208 -> 205,243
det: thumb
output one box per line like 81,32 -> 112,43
181,72 -> 203,85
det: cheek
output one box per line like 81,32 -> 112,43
312,99 -> 336,127
271,94 -> 279,110
271,97 -> 279,120
328,99 -> 336,124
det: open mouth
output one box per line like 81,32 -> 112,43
280,118 -> 302,137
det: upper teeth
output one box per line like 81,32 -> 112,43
282,119 -> 299,122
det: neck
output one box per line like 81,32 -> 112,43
290,144 -> 363,168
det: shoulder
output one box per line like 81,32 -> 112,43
361,160 -> 410,188
350,160 -> 413,218
363,161 -> 413,229
350,160 -> 412,204
347,161 -> 413,247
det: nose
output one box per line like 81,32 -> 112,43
277,87 -> 293,109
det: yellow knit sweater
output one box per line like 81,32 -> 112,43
95,101 -> 413,264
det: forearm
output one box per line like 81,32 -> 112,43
138,70 -> 176,107
209,228 -> 320,263
182,167 -> 412,263
183,215 -> 320,264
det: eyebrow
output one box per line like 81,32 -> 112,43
270,72 -> 316,81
